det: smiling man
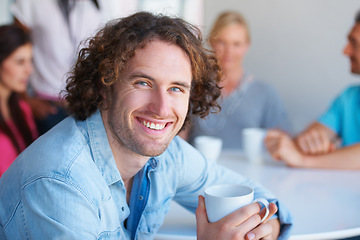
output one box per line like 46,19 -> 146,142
0,12 -> 292,239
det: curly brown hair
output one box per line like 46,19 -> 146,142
65,11 -> 222,125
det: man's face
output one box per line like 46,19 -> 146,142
102,40 -> 192,157
344,23 -> 360,74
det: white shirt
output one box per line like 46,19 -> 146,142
11,0 -> 137,99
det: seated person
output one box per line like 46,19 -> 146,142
181,11 -> 292,150
265,10 -> 360,170
0,24 -> 38,176
0,12 -> 292,239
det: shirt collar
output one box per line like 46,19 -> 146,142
86,110 -> 122,186
85,110 -> 164,185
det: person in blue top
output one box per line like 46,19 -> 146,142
265,10 -> 360,170
0,12 -> 293,239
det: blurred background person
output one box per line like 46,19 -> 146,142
0,24 -> 38,176
181,11 -> 292,150
265,10 -> 360,170
11,0 -> 131,135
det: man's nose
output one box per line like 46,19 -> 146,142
343,42 -> 351,56
148,89 -> 171,117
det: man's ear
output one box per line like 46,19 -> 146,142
98,86 -> 112,111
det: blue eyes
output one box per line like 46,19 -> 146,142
136,81 -> 149,86
135,81 -> 184,93
170,87 -> 181,92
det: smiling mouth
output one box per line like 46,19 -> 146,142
141,120 -> 167,130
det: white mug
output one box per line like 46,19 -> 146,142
204,184 -> 270,223
242,128 -> 267,164
194,136 -> 223,162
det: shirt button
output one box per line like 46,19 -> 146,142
150,158 -> 158,168
139,195 -> 144,200
122,207 -> 125,211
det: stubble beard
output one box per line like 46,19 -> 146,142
109,118 -> 174,157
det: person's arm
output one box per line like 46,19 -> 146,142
294,122 -> 338,155
196,195 -> 280,240
302,144 -> 360,169
265,129 -> 360,170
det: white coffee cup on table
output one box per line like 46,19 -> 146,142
194,135 -> 223,162
242,128 -> 267,164
204,184 -> 269,223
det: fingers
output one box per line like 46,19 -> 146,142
296,130 -> 330,154
223,202 -> 262,226
245,203 -> 279,240
264,130 -> 280,158
265,129 -> 284,139
222,202 -> 277,235
196,195 -> 207,223
295,123 -> 336,155
245,221 -> 273,240
259,202 -> 278,223
196,198 -> 279,240
265,130 -> 288,160
266,129 -> 310,168
196,195 -> 208,233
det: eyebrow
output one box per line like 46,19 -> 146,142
131,73 -> 155,81
130,73 -> 191,90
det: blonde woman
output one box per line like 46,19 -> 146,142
186,11 -> 292,150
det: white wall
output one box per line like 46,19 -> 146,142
1,0 -> 359,133
205,0 -> 360,133
0,0 -> 12,25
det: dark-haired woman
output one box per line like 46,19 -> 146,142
0,24 -> 38,176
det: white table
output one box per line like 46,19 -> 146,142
155,150 -> 360,240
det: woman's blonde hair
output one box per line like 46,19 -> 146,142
208,11 -> 250,46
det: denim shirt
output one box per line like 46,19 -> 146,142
0,110 -> 293,239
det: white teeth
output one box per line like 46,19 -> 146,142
142,120 -> 165,130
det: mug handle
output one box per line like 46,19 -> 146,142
253,198 -> 270,222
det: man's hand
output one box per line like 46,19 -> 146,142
294,122 -> 337,155
196,195 -> 279,240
